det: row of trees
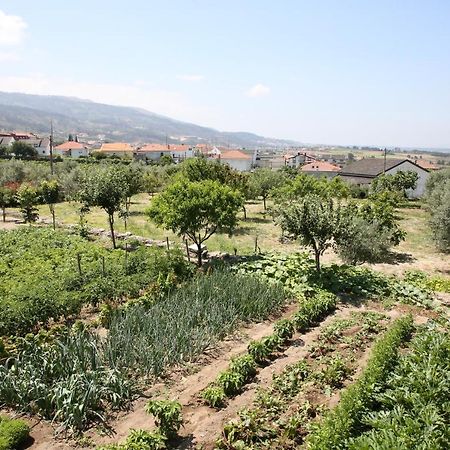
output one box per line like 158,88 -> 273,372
0,157 -> 421,267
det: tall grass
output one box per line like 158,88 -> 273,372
104,271 -> 286,376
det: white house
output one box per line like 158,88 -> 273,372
340,158 -> 429,198
219,149 -> 252,171
26,138 -> 51,157
54,141 -> 89,158
135,143 -> 193,162
284,152 -> 316,168
300,161 -> 341,178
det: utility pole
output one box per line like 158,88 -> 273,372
383,147 -> 387,174
49,120 -> 54,176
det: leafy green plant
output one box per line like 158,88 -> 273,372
229,355 -> 257,382
201,386 -> 227,408
247,339 -> 272,364
307,315 -> 415,449
273,319 -> 295,341
0,416 -> 30,450
217,370 -> 245,397
144,400 -> 182,439
97,428 -> 167,450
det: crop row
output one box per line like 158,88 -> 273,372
202,289 -> 337,407
307,314 -> 415,449
0,270 -> 285,433
215,311 -> 388,449
347,325 -> 449,449
0,228 -> 193,336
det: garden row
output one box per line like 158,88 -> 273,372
0,227 -> 193,336
0,270 -> 286,433
214,310 -> 391,449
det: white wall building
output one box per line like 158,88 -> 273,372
54,141 -> 90,158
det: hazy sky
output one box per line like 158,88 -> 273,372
1,1 -> 450,148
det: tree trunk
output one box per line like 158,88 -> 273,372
243,205 -> 247,220
50,204 -> 56,230
314,250 -> 321,272
108,214 -> 117,249
197,241 -> 202,267
263,196 -> 267,211
2,207 -> 5,222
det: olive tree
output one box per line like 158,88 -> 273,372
426,168 -> 450,252
78,167 -> 127,248
250,168 -> 286,210
275,195 -> 343,271
15,184 -> 40,223
0,185 -> 16,222
147,179 -> 244,266
40,180 -> 62,230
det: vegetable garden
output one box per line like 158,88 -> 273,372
0,161 -> 448,449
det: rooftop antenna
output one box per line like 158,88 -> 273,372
49,120 -> 54,176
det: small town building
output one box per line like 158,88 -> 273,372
340,158 -> 429,198
135,143 -> 193,162
26,137 -> 51,157
300,161 -> 341,178
284,152 -> 316,168
0,136 -> 15,149
54,141 -> 89,158
219,149 -> 252,171
98,142 -> 134,157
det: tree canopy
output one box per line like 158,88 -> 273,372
147,179 -> 244,266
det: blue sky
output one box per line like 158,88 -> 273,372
1,0 -> 450,148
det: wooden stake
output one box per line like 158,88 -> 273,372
166,237 -> 170,251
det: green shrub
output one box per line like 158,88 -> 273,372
247,339 -> 272,364
273,319 -> 295,341
144,400 -> 182,439
217,371 -> 245,396
201,386 -> 226,408
229,355 -> 257,382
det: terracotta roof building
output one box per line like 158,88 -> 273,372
54,141 -> 89,158
301,161 -> 341,172
98,142 -> 134,157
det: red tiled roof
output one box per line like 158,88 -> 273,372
301,161 -> 341,172
220,150 -> 251,160
414,160 -> 438,170
55,141 -> 85,150
138,144 -> 169,152
99,142 -> 133,152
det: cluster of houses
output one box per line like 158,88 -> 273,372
0,131 -> 441,198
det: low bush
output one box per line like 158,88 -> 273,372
97,428 -> 167,450
201,386 -> 226,408
0,416 -> 30,450
144,400 -> 182,440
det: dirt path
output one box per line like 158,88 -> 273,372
95,304 -> 408,449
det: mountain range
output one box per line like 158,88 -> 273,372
0,91 -> 298,148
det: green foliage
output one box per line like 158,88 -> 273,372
15,183 -> 39,223
334,216 -> 394,265
250,168 -> 286,209
97,429 -> 167,450
274,174 -> 350,201
147,179 -> 244,265
11,140 -> 37,160
275,195 -> 343,271
273,319 -> 295,341
371,170 -> 419,198
78,166 -> 129,247
0,416 -> 30,450
40,179 -> 62,229
247,339 -> 273,364
404,270 -> 450,293
229,354 -> 257,382
217,370 -> 245,396
0,228 -> 193,336
105,271 -> 285,376
307,315 -> 414,449
348,326 -> 450,449
0,330 -> 135,432
144,400 -> 182,439
0,186 -> 16,222
426,169 -> 450,252
201,386 -> 227,408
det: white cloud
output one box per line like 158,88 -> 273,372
0,74 -> 210,121
246,83 -> 271,97
176,74 -> 205,82
0,10 -> 27,46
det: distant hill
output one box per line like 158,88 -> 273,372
0,91 -> 298,148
